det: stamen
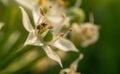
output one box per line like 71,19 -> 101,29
40,7 -> 45,16
50,33 -> 64,44
59,13 -> 66,24
49,5 -> 53,9
41,23 -> 47,27
50,28 -> 72,44
63,28 -> 72,37
37,25 -> 43,30
47,25 -> 54,29
60,33 -> 64,37
37,8 -> 47,25
43,18 -> 47,23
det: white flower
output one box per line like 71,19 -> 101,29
71,23 -> 100,47
20,6 -> 78,67
16,0 -> 70,35
60,53 -> 83,74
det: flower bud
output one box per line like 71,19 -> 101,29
71,23 -> 100,47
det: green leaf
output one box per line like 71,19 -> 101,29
43,30 -> 53,42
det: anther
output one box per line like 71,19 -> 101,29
49,5 -> 53,9
63,28 -> 72,37
37,25 -> 43,30
40,8 -> 45,16
60,33 -> 64,37
47,25 -> 54,29
41,23 -> 47,27
69,28 -> 72,31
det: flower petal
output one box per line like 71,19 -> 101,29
20,6 -> 33,32
16,0 -> 38,10
32,10 -> 41,25
70,53 -> 84,71
53,38 -> 79,52
47,16 -> 63,25
43,46 -> 63,68
24,31 -> 43,46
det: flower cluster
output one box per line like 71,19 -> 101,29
16,0 -> 100,73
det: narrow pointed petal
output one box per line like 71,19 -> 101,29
24,31 -> 43,46
53,38 -> 79,52
47,16 -> 63,25
16,0 -> 38,10
43,46 -> 63,68
70,53 -> 84,71
20,6 -> 33,32
32,10 -> 41,25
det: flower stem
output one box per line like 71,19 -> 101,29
12,55 -> 43,74
0,45 -> 34,70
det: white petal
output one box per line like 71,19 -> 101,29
53,38 -> 79,52
70,53 -> 84,71
20,6 -> 33,32
16,0 -> 38,10
24,31 -> 43,46
43,46 -> 63,68
47,16 -> 63,25
32,10 -> 41,25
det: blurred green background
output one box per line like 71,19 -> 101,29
0,0 -> 120,74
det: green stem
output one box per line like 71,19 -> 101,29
13,55 -> 43,74
0,45 -> 34,70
